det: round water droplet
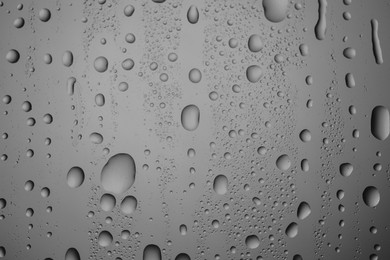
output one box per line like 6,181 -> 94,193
101,153 -> 136,194
67,166 -> 85,188
245,235 -> 260,249
98,231 -> 113,247
339,163 -> 353,177
285,222 -> 298,238
100,193 -> 116,212
297,201 -> 311,220
189,68 -> 202,83
299,129 -> 311,142
187,5 -> 199,24
125,33 -> 136,44
181,104 -> 200,131
62,51 -> 73,67
362,186 -> 380,207
123,4 -> 135,17
122,58 -> 134,70
262,0 -> 289,23
343,47 -> 356,59
213,174 -> 228,195
120,195 -> 137,214
371,106 -> 390,141
248,34 -> 263,52
14,17 -> 24,28
6,49 -> 20,63
345,73 -> 355,88
276,154 -> 291,171
39,8 -> 51,22
24,180 -> 34,191
94,56 -> 108,72
65,248 -> 80,260
143,244 -> 162,260
246,65 -> 262,83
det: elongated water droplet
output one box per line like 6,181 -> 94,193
371,106 -> 390,140
285,222 -> 298,238
187,5 -> 199,24
371,19 -> 383,65
213,174 -> 228,195
345,73 -> 355,88
67,77 -> 76,96
297,202 -> 311,220
314,0 -> 327,40
63,50 -> 73,67
181,105 -> 200,131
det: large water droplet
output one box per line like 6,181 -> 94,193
38,8 -> 51,22
297,201 -> 311,220
276,154 -> 291,171
362,186 -> 380,208
262,0 -> 289,23
188,68 -> 202,83
89,132 -> 103,144
120,195 -> 137,214
248,34 -> 263,52
339,163 -> 353,177
65,248 -> 80,260
245,235 -> 260,249
371,106 -> 390,141
100,193 -> 116,212
67,166 -> 85,188
143,244 -> 161,260
285,222 -> 298,238
6,49 -> 20,63
175,253 -> 191,260
98,231 -> 113,247
62,51 -> 73,67
181,105 -> 200,131
187,5 -> 199,24
213,174 -> 228,195
101,153 -> 136,194
246,65 -> 263,83
94,56 -> 108,72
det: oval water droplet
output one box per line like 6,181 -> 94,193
339,163 -> 353,177
181,105 -> 200,131
100,193 -> 116,212
188,68 -> 202,83
246,65 -> 263,83
62,51 -> 73,67
297,201 -> 311,220
143,244 -> 162,260
285,222 -> 298,238
39,8 -> 51,22
67,166 -> 85,188
179,224 -> 187,235
101,153 -> 136,194
187,5 -> 199,24
94,56 -> 108,72
6,49 -> 20,63
175,253 -> 191,260
276,154 -> 291,171
213,174 -> 228,195
262,0 -> 289,23
65,248 -> 80,260
362,186 -> 380,208
120,195 -> 137,214
89,132 -> 103,144
299,129 -> 312,142
345,73 -> 355,88
371,106 -> 390,141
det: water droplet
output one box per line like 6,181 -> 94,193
65,248 -> 80,260
187,5 -> 199,24
98,231 -> 113,247
314,0 -> 327,40
62,51 -> 73,67
343,47 -> 356,59
125,33 -> 136,44
371,19 -> 383,65
276,154 -> 291,171
248,34 -> 263,52
213,174 -> 228,195
262,0 -> 289,23
6,49 -> 20,63
345,73 -> 355,88
339,163 -> 353,177
0,247 -> 5,257
188,68 -> 202,83
143,244 -> 162,260
94,56 -> 108,73
175,253 -> 191,260
120,196 -> 137,214
297,202 -> 311,220
100,193 -> 116,212
14,17 -> 24,28
95,94 -> 105,106
24,180 -> 34,191
89,132 -> 103,144
122,58 -> 134,70
118,82 -> 129,92
246,65 -> 262,83
285,222 -> 298,238
181,104 -> 200,131
67,166 -> 85,188
362,186 -> 380,207
101,153 -> 136,194
299,129 -> 312,142
245,235 -> 260,249
123,4 -> 135,17
179,224 -> 187,235
38,8 -> 51,22
0,198 -> 6,209
371,106 -> 389,140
